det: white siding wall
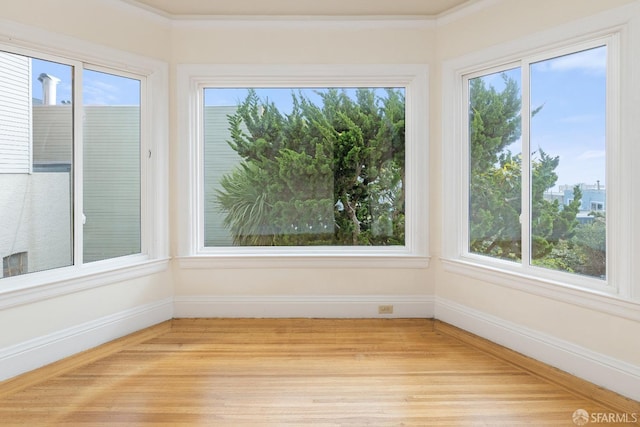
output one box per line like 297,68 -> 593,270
0,51 -> 31,174
32,106 -> 72,166
0,173 -> 71,278
203,106 -> 241,246
83,106 -> 141,262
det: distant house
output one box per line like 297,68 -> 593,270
561,183 -> 606,224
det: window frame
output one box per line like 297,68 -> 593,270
177,64 -> 429,269
0,20 -> 169,308
442,9 -> 638,313
461,37 -> 615,293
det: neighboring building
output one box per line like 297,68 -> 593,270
203,105 -> 242,246
0,51 -> 72,278
560,183 -> 606,224
0,51 -> 31,174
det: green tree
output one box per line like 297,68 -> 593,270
216,88 -> 405,246
469,74 -> 582,270
572,212 -> 606,278
469,75 -> 523,260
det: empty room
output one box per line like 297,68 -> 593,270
0,0 -> 639,425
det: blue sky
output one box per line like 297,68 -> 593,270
530,46 -> 606,191
31,58 -> 140,106
479,46 -> 607,192
204,87 -> 401,116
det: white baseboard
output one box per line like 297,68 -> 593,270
173,295 -> 435,318
435,297 -> 640,402
0,297 -> 173,381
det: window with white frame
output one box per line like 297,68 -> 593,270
0,44 -> 160,282
467,42 -> 610,281
443,31 -> 631,296
178,65 -> 428,265
203,87 -> 405,247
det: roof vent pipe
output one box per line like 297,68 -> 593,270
38,73 -> 60,106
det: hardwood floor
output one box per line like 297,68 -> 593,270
0,318 -> 638,426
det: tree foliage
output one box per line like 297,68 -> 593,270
216,88 -> 405,246
469,75 -> 523,260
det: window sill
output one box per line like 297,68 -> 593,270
0,256 -> 171,310
177,253 -> 430,269
441,257 -> 640,322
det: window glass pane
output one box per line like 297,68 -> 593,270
530,46 -> 607,279
0,52 -> 73,278
468,68 -> 522,262
83,70 -> 141,262
203,87 -> 405,247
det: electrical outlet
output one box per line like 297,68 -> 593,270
378,305 -> 394,314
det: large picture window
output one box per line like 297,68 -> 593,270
178,65 -> 428,266
203,87 -> 405,247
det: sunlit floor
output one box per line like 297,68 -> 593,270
0,318 -> 635,426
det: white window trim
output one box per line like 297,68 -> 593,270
177,64 -> 429,269
0,19 -> 170,308
441,5 -> 640,317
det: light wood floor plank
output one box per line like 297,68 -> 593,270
0,318 -> 637,426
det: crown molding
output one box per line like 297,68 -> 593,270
436,0 -> 500,26
102,0 -> 172,24
115,0 -> 495,29
169,15 -> 435,30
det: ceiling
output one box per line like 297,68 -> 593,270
125,0 -> 472,17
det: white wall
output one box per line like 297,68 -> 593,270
0,0 -> 170,61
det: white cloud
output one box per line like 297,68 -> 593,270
578,150 -> 606,160
557,114 -> 602,124
534,46 -> 606,74
83,79 -> 121,105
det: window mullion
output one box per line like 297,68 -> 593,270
461,75 -> 471,255
520,62 -> 532,271
139,76 -> 148,257
72,63 -> 84,267
195,85 -> 206,253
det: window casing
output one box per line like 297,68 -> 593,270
443,20 -> 636,305
177,65 -> 429,268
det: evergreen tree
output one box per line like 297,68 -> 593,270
216,88 -> 405,246
469,74 -> 582,269
469,75 -> 523,260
